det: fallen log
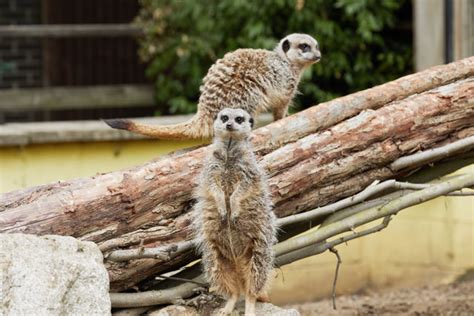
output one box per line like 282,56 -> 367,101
0,57 -> 473,291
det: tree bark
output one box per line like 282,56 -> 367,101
1,58 -> 473,291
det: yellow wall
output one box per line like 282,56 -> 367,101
0,141 -> 473,304
0,140 -> 203,193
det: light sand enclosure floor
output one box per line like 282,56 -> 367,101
288,273 -> 474,315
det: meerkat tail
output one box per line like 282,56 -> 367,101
103,112 -> 212,140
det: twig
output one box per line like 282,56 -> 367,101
390,136 -> 474,171
105,240 -> 194,262
326,216 -> 392,251
445,190 -> 474,196
329,248 -> 341,310
327,217 -> 389,311
155,275 -> 208,287
394,181 -> 474,195
277,178 -> 471,228
110,275 -> 207,308
321,191 -> 405,227
112,307 -> 151,316
277,180 -> 396,227
276,216 -> 392,267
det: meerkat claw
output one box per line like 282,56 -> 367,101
216,309 -> 230,316
217,206 -> 227,220
230,212 -> 239,224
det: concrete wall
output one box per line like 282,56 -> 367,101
0,140 -> 473,305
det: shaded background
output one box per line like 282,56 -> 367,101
1,0 -> 472,123
0,0 -> 415,122
136,0 -> 412,115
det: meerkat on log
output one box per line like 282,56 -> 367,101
104,33 -> 321,140
193,108 -> 277,316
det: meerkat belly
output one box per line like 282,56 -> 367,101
221,169 -> 240,214
217,168 -> 259,253
216,225 -> 251,257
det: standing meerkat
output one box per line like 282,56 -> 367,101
193,108 -> 277,316
104,33 -> 321,140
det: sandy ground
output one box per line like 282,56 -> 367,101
288,277 -> 474,315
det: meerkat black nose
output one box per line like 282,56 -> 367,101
226,123 -> 233,130
313,51 -> 321,61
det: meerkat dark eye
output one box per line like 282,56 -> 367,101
249,117 -> 254,128
299,43 -> 311,53
235,116 -> 244,124
221,115 -> 229,123
282,39 -> 290,53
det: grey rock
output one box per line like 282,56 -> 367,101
142,302 -> 300,316
149,305 -> 199,316
228,302 -> 300,316
0,233 -> 111,316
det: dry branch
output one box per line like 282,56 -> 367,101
1,57 -> 473,291
110,276 -> 203,308
329,248 -> 342,310
277,174 -> 474,227
106,241 -> 194,262
390,135 -> 474,171
274,173 -> 474,257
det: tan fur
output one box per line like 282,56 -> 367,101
193,109 -> 278,316
104,34 -> 321,140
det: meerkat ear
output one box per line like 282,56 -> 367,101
282,39 -> 290,53
249,117 -> 254,128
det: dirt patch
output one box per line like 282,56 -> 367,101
288,278 -> 474,315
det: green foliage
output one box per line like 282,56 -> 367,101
136,0 -> 412,115
0,62 -> 15,76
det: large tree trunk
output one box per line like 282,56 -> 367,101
1,57 -> 473,291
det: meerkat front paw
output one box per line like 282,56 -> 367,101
230,208 -> 241,224
218,206 -> 227,221
230,198 -> 241,223
216,308 -> 231,316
